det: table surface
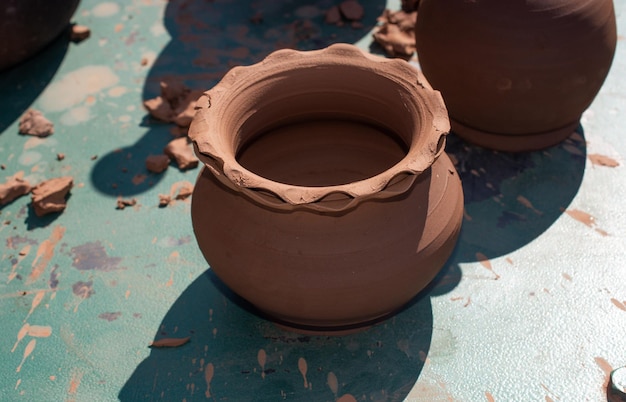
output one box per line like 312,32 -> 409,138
1,0 -> 625,401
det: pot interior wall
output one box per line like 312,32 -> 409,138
237,118 -> 407,186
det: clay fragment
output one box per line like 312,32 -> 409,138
144,80 -> 201,127
143,96 -> 174,122
56,153 -> 65,161
31,177 -> 73,216
373,10 -> 417,58
145,154 -> 170,173
175,183 -> 193,200
172,89 -> 204,127
0,172 -> 32,206
325,6 -> 342,24
164,137 -> 198,170
116,197 -> 137,210
70,24 -> 91,42
18,109 -> 54,137
158,194 -> 171,207
339,0 -> 365,21
149,337 -> 190,348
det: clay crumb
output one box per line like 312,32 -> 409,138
164,137 -> 198,170
140,57 -> 148,66
31,176 -> 73,217
339,0 -> 365,21
143,96 -> 174,122
373,9 -> 417,59
158,194 -> 171,207
172,89 -> 204,127
70,24 -> 91,42
0,172 -> 32,206
149,337 -> 190,348
116,197 -> 137,210
18,109 -> 54,137
175,184 -> 193,200
91,155 -> 98,161
56,153 -> 65,161
145,154 -> 170,173
325,6 -> 342,24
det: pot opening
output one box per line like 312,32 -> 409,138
227,64 -> 421,187
237,117 -> 408,187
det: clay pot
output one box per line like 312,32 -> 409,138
415,0 -> 617,152
189,44 -> 463,332
0,0 -> 80,71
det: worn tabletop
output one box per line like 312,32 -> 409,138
1,0 -> 625,401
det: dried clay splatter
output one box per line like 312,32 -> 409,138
16,339 -> 36,372
565,209 -> 609,236
298,357 -> 309,388
149,337 -> 190,348
205,362 -> 215,398
257,349 -> 267,379
28,226 -> 65,283
327,371 -> 338,397
588,154 -> 620,168
24,290 -> 46,322
476,252 -> 501,280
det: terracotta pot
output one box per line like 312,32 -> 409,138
0,0 -> 80,71
415,0 -> 617,152
189,44 -> 463,332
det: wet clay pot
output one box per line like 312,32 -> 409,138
189,44 -> 463,333
415,0 -> 617,152
0,0 -> 80,71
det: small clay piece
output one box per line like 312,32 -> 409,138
143,96 -> 174,122
164,137 -> 198,170
158,194 -> 171,207
415,0 -> 617,151
31,176 -> 73,217
172,89 -> 204,127
0,172 -> 32,206
18,109 -> 54,137
56,153 -> 65,161
70,24 -> 90,42
145,154 -> 170,173
144,80 -> 202,127
174,183 -> 193,200
373,10 -> 417,59
325,6 -> 342,25
116,197 -> 137,210
339,0 -> 364,21
149,337 -> 190,348
189,44 -> 463,332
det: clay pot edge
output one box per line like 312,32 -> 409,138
189,43 -> 450,213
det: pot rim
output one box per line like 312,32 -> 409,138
189,43 -> 450,213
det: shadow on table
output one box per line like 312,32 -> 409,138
90,0 -> 387,197
119,269 -> 437,402
0,33 -> 70,134
447,127 -> 587,269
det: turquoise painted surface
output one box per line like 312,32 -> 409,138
1,0 -> 625,401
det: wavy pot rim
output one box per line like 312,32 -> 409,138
188,43 -> 450,212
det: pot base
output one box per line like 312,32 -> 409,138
450,118 -> 579,152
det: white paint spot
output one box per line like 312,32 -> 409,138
108,86 -> 127,97
150,22 -> 166,37
39,66 -> 119,112
92,2 -> 120,17
99,38 -> 108,47
19,151 -> 42,166
60,106 -> 92,126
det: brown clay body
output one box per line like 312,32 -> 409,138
0,0 -> 80,71
415,0 -> 617,152
189,44 -> 463,332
